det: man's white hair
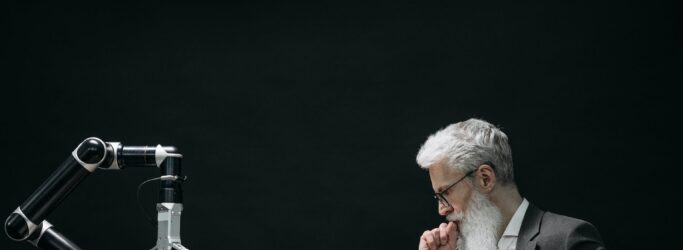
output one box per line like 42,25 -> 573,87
416,118 -> 515,185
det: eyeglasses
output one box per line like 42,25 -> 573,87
433,169 -> 476,208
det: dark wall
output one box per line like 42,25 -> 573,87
2,2 -> 678,249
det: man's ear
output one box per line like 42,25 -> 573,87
476,164 -> 496,193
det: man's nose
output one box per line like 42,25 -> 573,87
438,202 -> 453,216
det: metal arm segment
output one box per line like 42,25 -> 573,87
152,154 -> 189,250
5,137 -> 188,250
5,137 -> 108,242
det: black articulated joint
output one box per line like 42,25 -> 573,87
34,225 -> 82,250
5,137 -> 108,242
5,209 -> 33,242
99,142 -> 122,170
26,221 -> 82,250
37,226 -> 82,250
74,138 -> 107,166
160,156 -> 183,203
118,146 -> 158,167
100,144 -> 179,169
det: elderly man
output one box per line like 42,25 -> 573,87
416,118 -> 605,250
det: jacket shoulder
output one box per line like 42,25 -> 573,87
538,212 -> 606,250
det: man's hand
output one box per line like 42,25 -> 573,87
419,222 -> 458,250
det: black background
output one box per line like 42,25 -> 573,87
1,1 -> 679,249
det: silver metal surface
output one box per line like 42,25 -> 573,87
28,220 -> 53,247
151,203 -> 187,250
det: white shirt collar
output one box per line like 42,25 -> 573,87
501,198 -> 529,237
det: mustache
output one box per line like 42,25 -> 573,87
446,211 -> 465,222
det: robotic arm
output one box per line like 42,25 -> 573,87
4,137 -> 189,250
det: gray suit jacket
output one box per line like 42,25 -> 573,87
516,204 -> 606,250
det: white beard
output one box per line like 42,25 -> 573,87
446,190 -> 503,250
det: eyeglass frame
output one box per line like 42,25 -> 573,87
433,170 -> 474,208
433,163 -> 494,208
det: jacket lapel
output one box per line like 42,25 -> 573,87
516,203 -> 544,250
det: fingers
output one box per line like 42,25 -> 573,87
438,223 -> 449,244
430,228 -> 442,246
446,222 -> 459,246
420,230 -> 435,250
419,233 -> 426,250
420,223 -> 459,250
